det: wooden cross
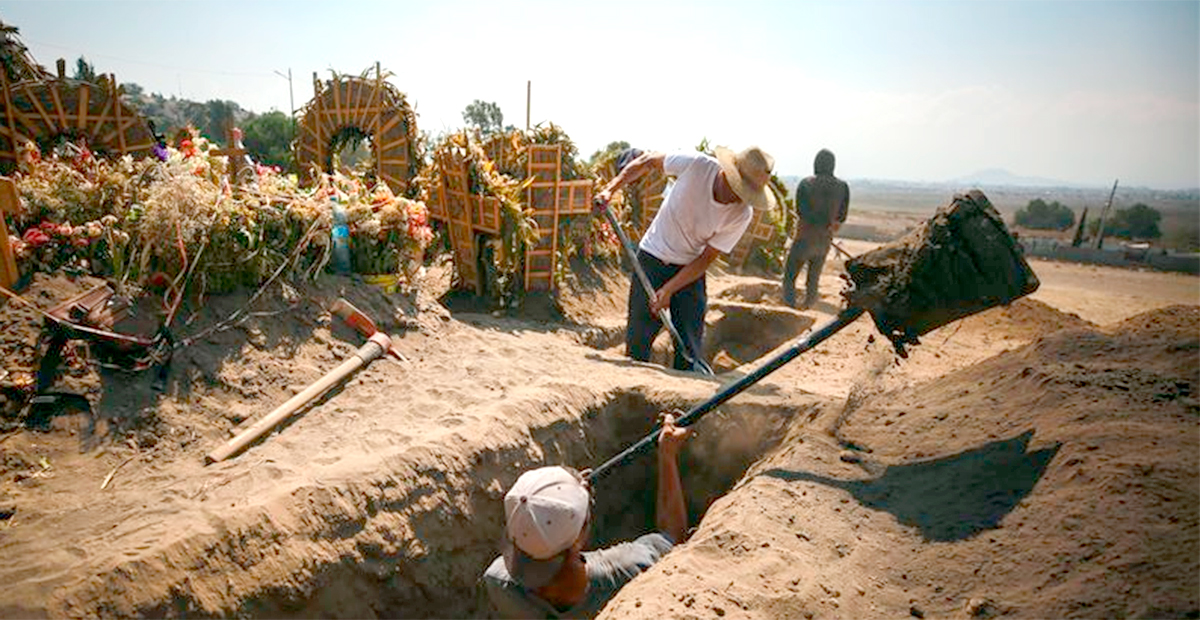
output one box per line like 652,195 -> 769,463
210,127 -> 252,187
0,176 -> 20,291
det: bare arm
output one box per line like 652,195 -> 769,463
595,152 -> 665,210
650,245 -> 722,314
656,413 -> 691,543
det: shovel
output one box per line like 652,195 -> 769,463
595,199 -> 715,375
587,190 -> 1039,482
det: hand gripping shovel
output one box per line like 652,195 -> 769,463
595,198 -> 715,375
587,190 -> 1040,482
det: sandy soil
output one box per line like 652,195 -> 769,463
0,236 -> 1196,619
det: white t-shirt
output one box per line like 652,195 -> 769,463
638,152 -> 753,265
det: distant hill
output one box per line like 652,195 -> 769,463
948,168 -> 1087,189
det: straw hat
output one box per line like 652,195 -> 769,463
715,145 -> 777,211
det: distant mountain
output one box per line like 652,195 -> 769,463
948,168 -> 1084,189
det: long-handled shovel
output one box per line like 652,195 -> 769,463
587,189 -> 1039,483
595,199 -> 715,375
831,240 -> 854,261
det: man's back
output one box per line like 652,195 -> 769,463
483,533 -> 674,619
797,149 -> 849,230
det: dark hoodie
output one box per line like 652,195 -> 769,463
796,149 -> 849,231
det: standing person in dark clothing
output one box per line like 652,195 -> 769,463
781,148 -> 849,309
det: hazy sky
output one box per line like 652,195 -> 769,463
2,0 -> 1197,188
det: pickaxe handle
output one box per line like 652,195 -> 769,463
597,200 -> 714,375
205,332 -> 391,464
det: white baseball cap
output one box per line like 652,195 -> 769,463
502,466 -> 590,588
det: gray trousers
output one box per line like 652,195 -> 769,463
782,234 -> 831,307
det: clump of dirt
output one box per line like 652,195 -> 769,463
845,190 -> 1040,352
601,304 -> 1199,619
714,280 -> 787,305
555,258 -> 629,326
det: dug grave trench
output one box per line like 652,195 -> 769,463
0,285 -> 830,619
576,299 -> 816,375
162,386 -> 814,618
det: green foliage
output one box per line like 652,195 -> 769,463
1014,198 -> 1075,231
1092,203 -> 1162,240
462,100 -> 506,135
241,111 -> 295,172
73,56 -> 97,83
124,85 -> 251,147
588,140 -> 630,167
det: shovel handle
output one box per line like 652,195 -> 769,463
587,307 -> 864,483
597,200 -> 714,375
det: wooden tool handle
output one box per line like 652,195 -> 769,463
205,332 -> 391,464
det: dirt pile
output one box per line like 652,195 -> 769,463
601,305 -> 1198,619
845,190 -> 1039,353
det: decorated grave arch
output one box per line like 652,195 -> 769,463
0,57 -> 155,175
293,64 -> 421,200
425,125 -> 607,299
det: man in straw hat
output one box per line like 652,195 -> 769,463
781,148 -> 850,309
596,146 -> 777,370
482,413 -> 692,618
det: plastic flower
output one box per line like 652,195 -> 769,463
379,204 -> 404,228
358,218 -> 382,237
9,235 -> 26,258
22,228 -> 50,247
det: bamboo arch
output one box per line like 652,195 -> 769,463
294,64 -> 421,198
0,70 -> 155,173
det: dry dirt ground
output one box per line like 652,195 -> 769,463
0,240 -> 1196,619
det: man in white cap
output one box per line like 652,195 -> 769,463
482,414 -> 692,618
596,146 -> 777,370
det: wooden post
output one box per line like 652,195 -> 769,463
525,80 -> 531,130
56,59 -> 66,80
373,61 -> 382,182
0,63 -> 18,167
0,177 -> 21,291
110,74 -> 126,154
1093,179 -> 1119,250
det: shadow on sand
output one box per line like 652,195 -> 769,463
762,430 -> 1060,542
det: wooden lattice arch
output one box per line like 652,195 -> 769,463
0,70 -> 154,173
294,65 -> 420,197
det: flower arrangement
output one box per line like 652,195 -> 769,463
6,132 -> 435,298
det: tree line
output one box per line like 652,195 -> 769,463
1014,197 -> 1164,242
